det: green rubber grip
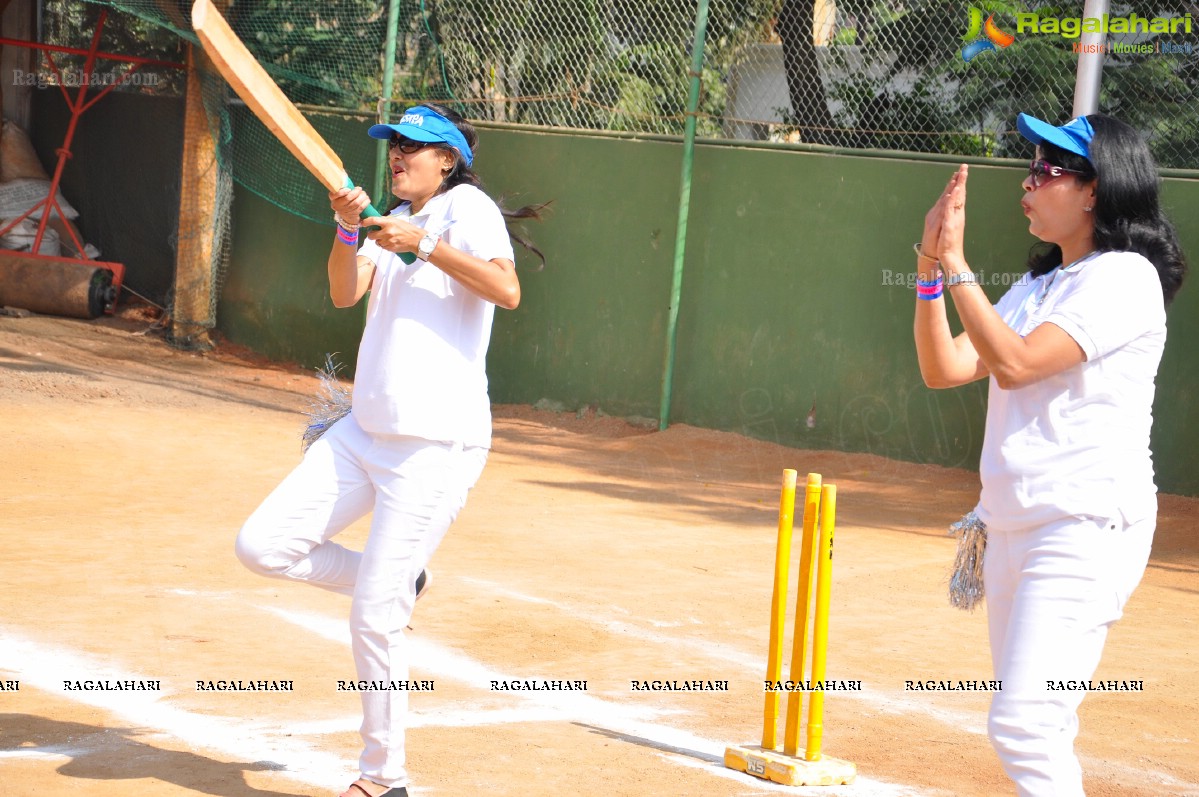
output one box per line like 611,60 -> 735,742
343,176 -> 414,262
343,175 -> 383,224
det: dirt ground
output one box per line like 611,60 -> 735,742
1,312 -> 1196,797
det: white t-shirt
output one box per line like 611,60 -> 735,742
351,184 -> 515,447
977,250 -> 1166,531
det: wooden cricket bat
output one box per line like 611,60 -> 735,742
190,0 -> 384,218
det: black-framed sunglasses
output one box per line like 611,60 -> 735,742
1027,159 -> 1088,189
389,134 -> 430,154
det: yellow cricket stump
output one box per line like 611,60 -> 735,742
783,473 -> 823,756
761,469 -> 797,752
726,472 -> 857,787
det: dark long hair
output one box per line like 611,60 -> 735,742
389,102 -> 550,268
1027,114 -> 1186,306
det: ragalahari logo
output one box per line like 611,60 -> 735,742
962,7 -> 1016,61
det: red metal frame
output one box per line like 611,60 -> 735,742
0,10 -> 185,311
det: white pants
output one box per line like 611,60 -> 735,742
984,513 -> 1154,797
235,413 -> 488,789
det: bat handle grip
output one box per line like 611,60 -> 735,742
343,175 -> 384,229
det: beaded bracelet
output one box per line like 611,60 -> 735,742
334,212 -> 361,232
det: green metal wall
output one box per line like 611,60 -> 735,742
217,113 -> 373,364
220,188 -> 364,366
1151,176 -> 1199,493
480,130 -> 679,420
215,124 -> 1199,496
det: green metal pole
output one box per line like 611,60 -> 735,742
373,0 -> 402,206
659,0 -> 711,431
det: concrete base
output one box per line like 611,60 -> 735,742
725,744 -> 857,786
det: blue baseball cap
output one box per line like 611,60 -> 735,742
1017,113 -> 1094,160
368,105 -> 473,166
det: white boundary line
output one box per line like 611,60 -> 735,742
266,606 -> 918,796
459,576 -> 990,732
6,587 -> 1194,796
452,578 -> 1199,794
0,630 -> 350,791
0,745 -> 82,760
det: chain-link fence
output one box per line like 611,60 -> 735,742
41,0 -> 1198,163
421,0 -> 1198,167
28,0 -> 1199,270
38,1 -> 1199,215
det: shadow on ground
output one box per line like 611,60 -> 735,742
0,714 -> 310,797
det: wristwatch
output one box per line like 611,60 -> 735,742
416,232 -> 440,261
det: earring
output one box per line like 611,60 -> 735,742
1083,206 -> 1093,212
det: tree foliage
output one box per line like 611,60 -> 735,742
52,0 -> 1199,167
41,1 -> 188,95
423,0 -> 778,135
228,0 -> 389,105
810,0 -> 1199,165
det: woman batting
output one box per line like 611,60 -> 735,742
236,103 -> 535,797
913,113 -> 1186,795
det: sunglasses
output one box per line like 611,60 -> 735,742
389,135 -> 430,154
1027,159 -> 1088,189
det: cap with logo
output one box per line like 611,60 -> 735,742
368,106 -> 473,166
1016,113 -> 1094,160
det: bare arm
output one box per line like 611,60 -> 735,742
937,166 -> 1085,390
361,215 -> 520,310
914,296 -> 990,388
328,187 -> 376,308
913,167 -> 989,388
944,279 -> 1084,389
